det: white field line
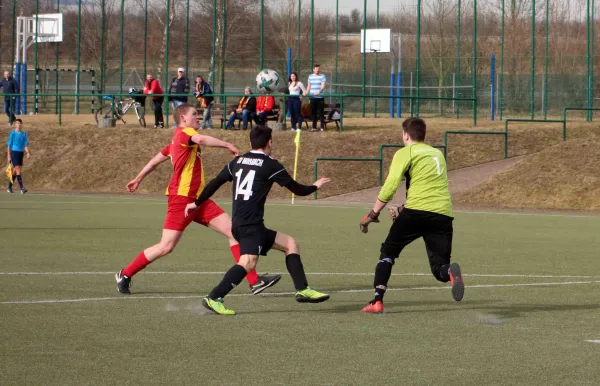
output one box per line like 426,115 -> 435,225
1,194 -> 598,218
585,340 -> 600,344
1,271 -> 599,279
2,281 -> 600,305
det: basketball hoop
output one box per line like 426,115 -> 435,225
361,29 -> 391,54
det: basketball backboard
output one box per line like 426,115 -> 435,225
33,13 -> 63,43
360,29 -> 391,53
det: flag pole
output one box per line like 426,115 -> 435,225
291,130 -> 301,204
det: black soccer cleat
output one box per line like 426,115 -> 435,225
115,270 -> 132,294
250,274 -> 282,295
20,188 -> 27,194
448,263 -> 464,302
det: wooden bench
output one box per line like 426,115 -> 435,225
301,103 -> 341,130
197,101 -> 281,129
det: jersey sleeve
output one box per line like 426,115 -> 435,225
194,163 -> 233,206
269,160 -> 294,187
160,144 -> 171,157
7,131 -> 13,149
378,148 -> 412,203
23,133 -> 28,148
179,127 -> 197,147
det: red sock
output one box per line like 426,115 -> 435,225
230,244 -> 259,286
122,251 -> 150,278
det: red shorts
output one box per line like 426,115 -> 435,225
163,195 -> 226,231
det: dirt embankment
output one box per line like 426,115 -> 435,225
2,115 -> 599,207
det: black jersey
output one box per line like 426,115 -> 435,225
195,150 -> 318,229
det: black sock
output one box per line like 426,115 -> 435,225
16,175 -> 23,189
209,264 -> 247,300
434,264 -> 451,282
373,257 -> 394,302
285,253 -> 308,291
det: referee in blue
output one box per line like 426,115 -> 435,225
7,119 -> 30,194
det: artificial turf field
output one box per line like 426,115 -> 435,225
1,193 -> 599,385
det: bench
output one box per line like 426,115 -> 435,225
197,102 -> 227,128
224,104 -> 281,130
301,103 -> 341,130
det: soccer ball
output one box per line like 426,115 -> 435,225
256,69 -> 281,94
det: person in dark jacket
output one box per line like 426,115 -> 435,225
168,67 -> 190,108
194,75 -> 214,130
226,87 -> 256,130
0,71 -> 19,124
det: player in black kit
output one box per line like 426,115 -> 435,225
184,125 -> 331,315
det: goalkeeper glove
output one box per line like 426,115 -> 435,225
360,210 -> 380,234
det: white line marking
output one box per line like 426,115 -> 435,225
1,193 -> 598,218
2,281 -> 599,305
585,340 -> 600,344
1,271 -> 599,279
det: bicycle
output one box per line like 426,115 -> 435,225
95,88 -> 147,127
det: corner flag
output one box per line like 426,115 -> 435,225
291,130 -> 301,204
5,163 -> 13,184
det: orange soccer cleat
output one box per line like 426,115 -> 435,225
448,263 -> 465,302
362,300 -> 384,313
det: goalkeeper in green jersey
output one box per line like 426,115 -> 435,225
359,118 -> 464,314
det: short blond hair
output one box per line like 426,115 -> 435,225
173,104 -> 195,125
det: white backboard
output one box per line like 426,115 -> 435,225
33,13 -> 63,43
360,28 -> 391,53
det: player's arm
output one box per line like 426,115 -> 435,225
189,134 -> 239,156
7,132 -> 13,162
360,149 -> 411,233
319,76 -> 327,93
304,79 -> 311,96
185,164 -> 233,217
271,163 -> 330,196
126,145 -> 170,192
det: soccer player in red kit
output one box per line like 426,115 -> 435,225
115,104 -> 281,295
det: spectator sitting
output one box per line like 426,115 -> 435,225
254,93 -> 275,125
226,87 -> 256,130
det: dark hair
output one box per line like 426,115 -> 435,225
314,64 -> 320,68
401,118 -> 413,129
250,125 -> 272,149
15,118 -> 23,124
404,118 -> 426,141
289,72 -> 299,83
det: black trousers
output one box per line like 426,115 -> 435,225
152,97 -> 165,126
380,207 -> 453,279
309,98 -> 325,129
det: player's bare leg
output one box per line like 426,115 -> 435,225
207,213 -> 281,294
116,229 -> 183,294
271,232 -> 330,303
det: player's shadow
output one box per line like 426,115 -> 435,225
467,303 -> 600,320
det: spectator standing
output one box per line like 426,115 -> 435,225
194,75 -> 214,130
6,119 -> 30,194
287,72 -> 306,132
226,87 -> 256,130
143,74 -> 165,128
0,71 -> 19,125
168,68 -> 190,126
254,94 -> 275,125
305,65 -> 327,132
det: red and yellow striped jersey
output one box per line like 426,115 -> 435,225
160,127 -> 205,199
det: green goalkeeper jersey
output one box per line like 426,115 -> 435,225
378,143 -> 453,217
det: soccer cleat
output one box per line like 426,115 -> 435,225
295,287 -> 330,303
115,270 -> 132,294
7,188 -> 13,193
20,188 -> 27,194
362,300 -> 384,314
448,263 -> 465,302
202,297 -> 236,315
250,274 -> 282,295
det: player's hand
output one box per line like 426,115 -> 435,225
313,177 -> 331,189
388,206 -> 403,221
126,179 -> 141,193
184,202 -> 198,218
26,153 -> 31,159
360,210 -> 380,234
227,144 -> 240,157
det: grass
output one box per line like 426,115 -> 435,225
1,193 -> 600,385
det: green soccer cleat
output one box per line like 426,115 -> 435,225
295,287 -> 330,303
202,297 -> 236,315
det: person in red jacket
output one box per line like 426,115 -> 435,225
143,74 -> 165,128
254,94 -> 275,125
